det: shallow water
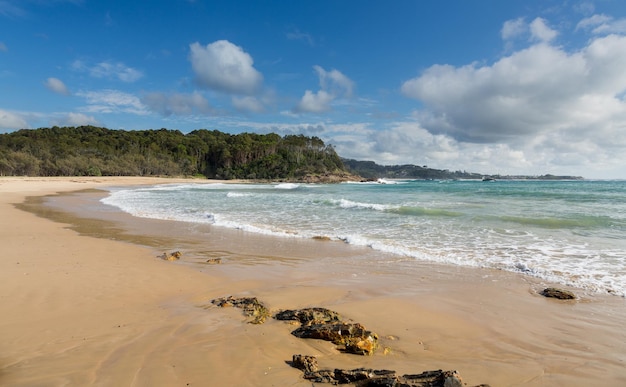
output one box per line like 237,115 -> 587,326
101,179 -> 626,297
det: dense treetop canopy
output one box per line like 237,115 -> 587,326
0,126 -> 345,179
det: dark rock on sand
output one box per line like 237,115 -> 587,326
276,308 -> 378,355
540,287 -> 576,300
292,354 -> 319,373
211,296 -> 270,324
291,355 -> 489,386
292,322 -> 378,356
275,307 -> 342,325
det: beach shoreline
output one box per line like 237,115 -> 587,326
1,177 -> 625,386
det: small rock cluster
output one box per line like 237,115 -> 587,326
210,297 -> 489,386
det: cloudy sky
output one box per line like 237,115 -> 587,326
1,0 -> 626,178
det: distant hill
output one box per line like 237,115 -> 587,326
342,158 -> 583,181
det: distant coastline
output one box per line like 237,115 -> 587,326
342,158 -> 584,181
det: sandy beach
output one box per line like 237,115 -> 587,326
1,177 -> 625,386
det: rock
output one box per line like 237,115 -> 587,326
291,322 -> 378,356
540,287 -> 576,300
275,307 -> 342,325
206,258 -> 222,264
290,356 -> 489,386
275,308 -> 378,355
159,251 -> 182,261
292,354 -> 319,373
211,296 -> 270,324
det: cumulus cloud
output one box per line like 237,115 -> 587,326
501,17 -> 557,44
529,18 -> 558,42
296,90 -> 334,113
402,34 -> 626,139
72,60 -> 143,82
294,66 -> 354,113
76,89 -> 147,114
398,30 -> 626,177
141,91 -> 213,116
189,40 -> 263,94
0,109 -> 28,129
315,65 -> 354,97
44,77 -> 70,95
501,18 -> 526,40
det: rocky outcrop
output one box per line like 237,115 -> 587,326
275,307 -> 342,325
159,250 -> 182,261
210,300 -> 488,385
291,355 -> 489,386
540,287 -> 576,300
211,296 -> 270,324
275,308 -> 378,356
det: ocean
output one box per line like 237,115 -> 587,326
101,179 -> 626,297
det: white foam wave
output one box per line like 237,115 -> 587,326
275,183 -> 300,189
213,219 -> 303,239
333,199 -> 395,211
377,178 -> 402,184
226,192 -> 252,198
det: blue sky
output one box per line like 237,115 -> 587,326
1,0 -> 626,178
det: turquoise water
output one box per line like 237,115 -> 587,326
102,179 -> 626,296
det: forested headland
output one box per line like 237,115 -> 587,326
0,126 -> 349,180
0,126 -> 583,181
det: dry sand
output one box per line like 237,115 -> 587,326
1,177 -> 625,386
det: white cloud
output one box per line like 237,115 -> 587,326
51,112 -> 98,127
501,17 -> 557,44
76,89 -> 147,114
44,77 -> 70,95
0,41 -> 7,52
294,66 -> 354,113
314,65 -> 354,97
232,96 -> 264,113
577,14 -> 626,35
501,18 -> 526,40
90,61 -> 143,82
0,109 -> 28,129
529,18 -> 558,42
189,40 -> 263,94
142,91 -> 213,116
398,32 -> 626,178
295,90 -> 333,113
72,60 -> 143,82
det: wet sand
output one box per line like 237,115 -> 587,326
1,177 -> 625,386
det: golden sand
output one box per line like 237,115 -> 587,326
1,177 -> 625,386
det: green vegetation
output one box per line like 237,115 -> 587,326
342,159 -> 484,180
342,159 -> 584,180
0,126 -> 346,179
